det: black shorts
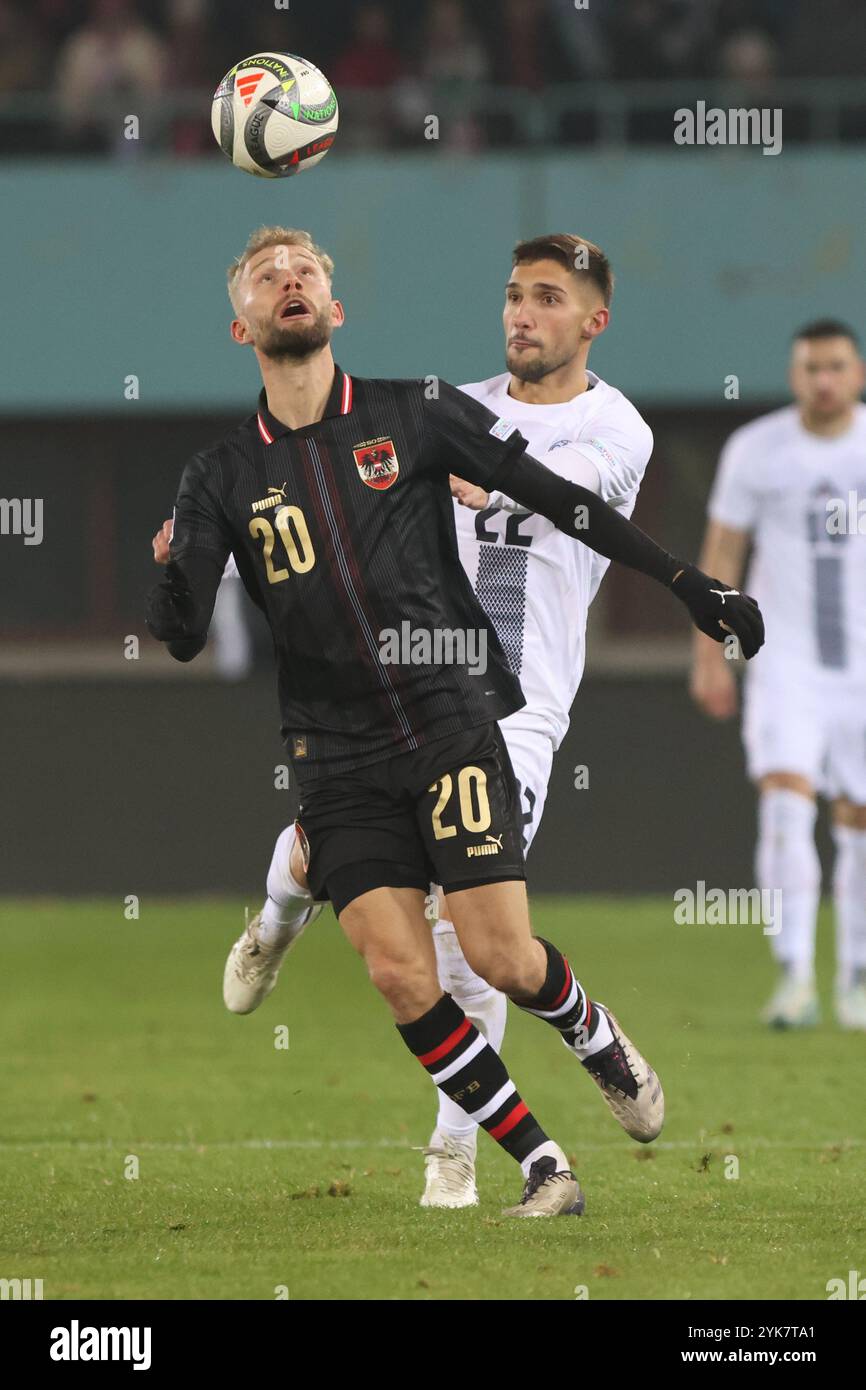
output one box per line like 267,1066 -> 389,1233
296,723 -> 526,916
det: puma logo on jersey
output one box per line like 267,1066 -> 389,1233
251,483 -> 289,513
709,588 -> 740,604
467,835 -> 503,858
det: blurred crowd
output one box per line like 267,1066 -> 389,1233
1,0 -> 865,154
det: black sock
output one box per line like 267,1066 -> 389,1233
398,993 -> 549,1164
511,938 -> 598,1047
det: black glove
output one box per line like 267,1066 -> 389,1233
145,560 -> 198,642
671,563 -> 765,659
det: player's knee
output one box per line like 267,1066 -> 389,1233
459,942 -> 527,996
757,788 -> 820,890
366,952 -> 431,1010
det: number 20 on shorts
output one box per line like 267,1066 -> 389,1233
429,766 -> 491,840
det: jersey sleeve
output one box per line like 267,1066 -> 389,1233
147,454 -> 232,654
707,430 -> 759,531
486,447 -> 601,515
487,405 -> 652,516
169,453 -> 233,563
573,416 -> 653,508
422,379 -> 528,488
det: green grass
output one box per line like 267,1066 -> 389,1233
1,897 -> 864,1301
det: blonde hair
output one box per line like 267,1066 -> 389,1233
227,226 -> 335,309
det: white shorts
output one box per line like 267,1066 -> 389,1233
742,674 -> 866,803
499,722 -> 556,854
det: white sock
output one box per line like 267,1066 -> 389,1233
570,1002 -> 614,1060
258,825 -> 315,946
521,1140 -> 569,1178
432,919 -> 507,1137
832,823 -> 866,993
756,789 -> 820,984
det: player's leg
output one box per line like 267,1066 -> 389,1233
331,879 -> 582,1217
416,724 -> 663,1144
754,773 -> 821,1026
831,799 -> 866,1028
743,677 -> 823,1026
826,697 -> 866,1028
422,729 -> 553,1207
446,877 -> 663,1142
300,755 -> 583,1217
223,823 -> 323,1014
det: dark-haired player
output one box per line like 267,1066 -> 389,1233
692,320 -> 866,1030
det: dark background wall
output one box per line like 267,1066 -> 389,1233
0,674 -> 837,897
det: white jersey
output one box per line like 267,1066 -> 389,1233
708,403 -> 866,686
454,370 -> 653,749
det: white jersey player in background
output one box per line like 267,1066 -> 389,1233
691,320 -> 866,1031
166,234 -> 655,1207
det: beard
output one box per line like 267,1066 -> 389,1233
506,343 -> 573,384
255,306 -> 333,360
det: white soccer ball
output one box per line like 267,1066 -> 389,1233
211,51 -> 338,178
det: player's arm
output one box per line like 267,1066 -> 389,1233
688,428 -> 760,707
145,457 -> 230,661
425,382 -> 764,658
451,447 -> 601,514
689,520 -> 751,718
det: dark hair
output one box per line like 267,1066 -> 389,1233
793,318 -> 860,348
512,233 -> 614,307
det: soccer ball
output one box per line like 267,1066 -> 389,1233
211,51 -> 338,178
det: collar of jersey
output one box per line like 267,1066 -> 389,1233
256,366 -> 354,444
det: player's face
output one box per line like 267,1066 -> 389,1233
789,337 -> 865,419
503,259 -> 604,383
233,246 -> 341,359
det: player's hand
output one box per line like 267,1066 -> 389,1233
671,563 -> 765,660
152,519 -> 172,565
145,560 -> 197,641
450,475 -> 489,510
689,659 -> 739,720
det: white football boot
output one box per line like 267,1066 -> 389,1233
760,974 -> 820,1028
502,1154 -> 585,1219
578,1004 -> 664,1143
223,906 -> 322,1015
836,983 -> 866,1031
417,1129 -> 478,1208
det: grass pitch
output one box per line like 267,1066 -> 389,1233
1,897 -> 864,1301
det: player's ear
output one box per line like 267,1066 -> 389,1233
230,317 -> 252,345
584,307 -> 609,341
331,299 -> 346,328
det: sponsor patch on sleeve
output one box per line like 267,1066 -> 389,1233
489,417 -> 517,442
586,436 -> 619,468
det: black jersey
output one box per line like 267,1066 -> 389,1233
168,367 -> 533,783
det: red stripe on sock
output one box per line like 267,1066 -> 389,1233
550,959 -> 573,1011
489,1099 -> 529,1141
417,1016 -> 471,1067
584,998 -> 593,1032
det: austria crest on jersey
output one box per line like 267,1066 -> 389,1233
353,438 -> 400,491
